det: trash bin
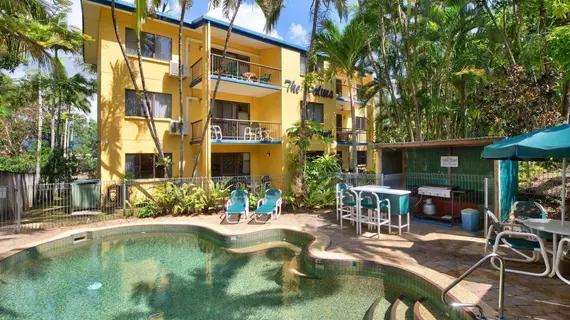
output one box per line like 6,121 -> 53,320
461,208 -> 479,232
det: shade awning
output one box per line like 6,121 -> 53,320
481,124 -> 570,160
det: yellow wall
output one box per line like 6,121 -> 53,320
91,5 -> 376,180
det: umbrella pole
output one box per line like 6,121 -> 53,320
562,158 -> 567,227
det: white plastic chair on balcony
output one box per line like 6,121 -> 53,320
244,127 -> 259,140
484,210 -> 550,277
555,237 -> 570,285
211,125 -> 223,140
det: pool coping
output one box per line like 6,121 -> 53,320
0,220 -> 492,319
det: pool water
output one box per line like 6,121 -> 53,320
0,233 -> 445,320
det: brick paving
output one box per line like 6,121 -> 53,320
1,212 -> 569,319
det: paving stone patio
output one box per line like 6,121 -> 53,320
1,212 -> 569,320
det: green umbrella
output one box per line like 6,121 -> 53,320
482,123 -> 570,226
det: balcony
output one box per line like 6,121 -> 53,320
336,128 -> 369,145
190,54 -> 282,97
191,118 -> 281,144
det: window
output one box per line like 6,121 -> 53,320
300,54 -> 307,74
300,54 -> 324,74
357,151 -> 367,165
125,29 -> 172,61
355,117 -> 368,130
304,102 -> 324,123
125,89 -> 172,118
125,153 -> 172,179
211,153 -> 250,176
336,79 -> 343,96
306,151 -> 324,160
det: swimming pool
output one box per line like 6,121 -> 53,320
0,225 -> 467,319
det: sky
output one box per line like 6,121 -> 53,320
7,0 -> 357,120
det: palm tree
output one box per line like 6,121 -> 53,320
190,0 -> 284,177
298,0 -> 347,180
178,0 -> 194,177
110,0 -> 169,176
314,19 -> 366,173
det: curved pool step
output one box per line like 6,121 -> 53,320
413,298 -> 450,320
362,297 -> 391,320
390,295 -> 414,320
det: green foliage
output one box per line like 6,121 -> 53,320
284,155 -> 341,210
152,182 -> 179,214
136,202 -> 158,218
286,120 -> 333,151
172,183 -> 206,215
549,26 -> 570,79
204,179 -> 231,212
42,149 -> 77,183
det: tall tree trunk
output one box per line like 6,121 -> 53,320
396,2 -> 422,141
50,105 -> 55,148
299,0 -> 321,177
35,76 -> 43,188
178,0 -> 188,177
191,0 -> 243,178
134,24 -> 166,176
460,74 -> 467,137
562,79 -> 569,123
111,0 -> 166,177
481,0 -> 516,67
348,78 -> 358,174
54,50 -> 63,149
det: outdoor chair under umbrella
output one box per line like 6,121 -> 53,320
482,122 -> 570,226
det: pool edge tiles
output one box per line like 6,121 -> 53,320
0,223 -> 479,320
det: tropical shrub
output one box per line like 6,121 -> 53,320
136,201 -> 158,218
204,179 -> 231,212
172,183 -> 206,215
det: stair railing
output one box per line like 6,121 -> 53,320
441,253 -> 505,320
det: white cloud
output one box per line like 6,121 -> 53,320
287,23 -> 308,46
205,3 -> 282,39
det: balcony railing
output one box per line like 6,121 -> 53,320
191,118 -> 281,142
190,58 -> 202,84
336,128 -> 368,144
211,118 -> 281,141
210,54 -> 281,87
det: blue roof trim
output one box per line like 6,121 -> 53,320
337,141 -> 370,146
86,0 -> 308,53
212,140 -> 282,145
192,16 -> 307,53
209,75 -> 282,91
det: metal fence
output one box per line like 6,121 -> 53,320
0,172 -> 496,233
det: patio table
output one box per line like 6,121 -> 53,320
350,185 -> 401,234
522,218 -> 570,278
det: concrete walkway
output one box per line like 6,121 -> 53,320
1,212 -> 569,319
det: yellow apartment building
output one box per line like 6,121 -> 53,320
82,0 -> 377,181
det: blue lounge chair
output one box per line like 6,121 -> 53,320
224,190 -> 249,224
253,189 -> 282,222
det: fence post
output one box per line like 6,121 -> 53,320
484,178 -> 488,238
122,179 -> 127,215
15,177 -> 22,233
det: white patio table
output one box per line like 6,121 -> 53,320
522,218 -> 570,278
350,185 -> 406,234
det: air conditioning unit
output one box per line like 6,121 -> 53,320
169,120 -> 189,135
169,61 -> 190,79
